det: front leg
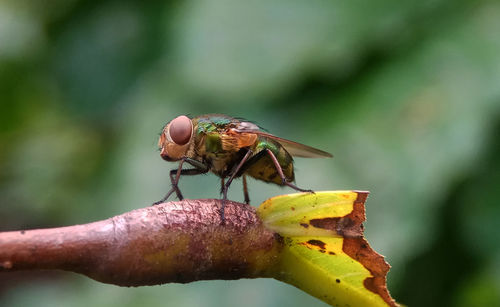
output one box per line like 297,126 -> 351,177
153,158 -> 209,205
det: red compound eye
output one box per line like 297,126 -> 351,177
168,115 -> 192,145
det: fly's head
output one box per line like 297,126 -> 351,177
158,115 -> 194,161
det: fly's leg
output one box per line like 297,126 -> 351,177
265,149 -> 314,193
242,175 -> 250,204
170,165 -> 185,200
153,168 -> 208,205
157,159 -> 186,204
221,149 -> 253,200
220,149 -> 253,223
153,158 -> 208,205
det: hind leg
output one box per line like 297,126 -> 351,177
242,175 -> 250,204
265,149 -> 314,193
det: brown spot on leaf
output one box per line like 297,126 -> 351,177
291,207 -> 295,211
307,239 -> 326,250
309,217 -> 337,230
309,216 -> 363,238
307,193 -> 367,238
328,251 -> 336,255
364,277 -> 381,297
299,223 -> 309,228
341,191 -> 397,307
336,278 -> 341,283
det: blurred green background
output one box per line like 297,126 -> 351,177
1,0 -> 500,306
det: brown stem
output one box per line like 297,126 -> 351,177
0,199 -> 282,286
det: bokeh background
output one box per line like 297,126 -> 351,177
1,1 -> 500,306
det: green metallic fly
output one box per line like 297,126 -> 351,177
155,114 -> 332,220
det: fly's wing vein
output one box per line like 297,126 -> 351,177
220,132 -> 258,151
234,128 -> 332,158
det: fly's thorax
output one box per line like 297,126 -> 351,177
205,133 -> 223,153
193,114 -> 232,136
190,121 -> 245,177
203,147 -> 249,178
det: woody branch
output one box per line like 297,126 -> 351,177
0,200 -> 281,286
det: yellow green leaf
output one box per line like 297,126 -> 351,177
257,191 -> 397,307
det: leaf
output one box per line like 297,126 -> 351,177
257,191 -> 397,307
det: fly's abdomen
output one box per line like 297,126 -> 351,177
245,138 -> 294,185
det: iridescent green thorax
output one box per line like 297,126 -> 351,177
192,115 -> 233,154
195,114 -> 234,135
189,115 -> 241,177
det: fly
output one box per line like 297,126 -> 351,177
154,114 -> 332,221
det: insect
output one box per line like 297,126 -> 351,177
155,114 -> 332,221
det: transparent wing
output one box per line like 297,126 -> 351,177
234,124 -> 332,158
